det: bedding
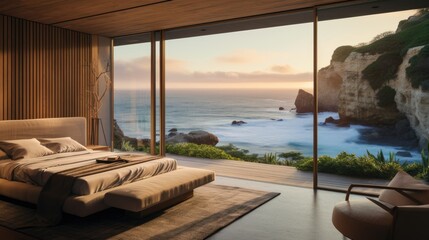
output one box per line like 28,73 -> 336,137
0,138 -> 54,160
0,150 -> 177,195
0,150 -> 9,160
38,137 -> 87,153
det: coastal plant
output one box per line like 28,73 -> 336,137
259,153 -> 280,165
406,45 -> 429,89
402,162 -> 423,177
217,144 -> 258,161
331,45 -> 356,62
356,11 -> 429,56
279,151 -> 305,166
121,140 -> 135,152
296,151 -> 410,179
362,52 -> 403,90
166,143 -> 236,160
279,151 -> 305,161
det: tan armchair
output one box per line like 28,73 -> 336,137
332,171 -> 429,240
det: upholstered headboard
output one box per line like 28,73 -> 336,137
0,117 -> 87,145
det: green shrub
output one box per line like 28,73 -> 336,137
356,14 -> 429,55
279,151 -> 305,161
166,143 -> 236,160
402,162 -> 424,176
296,151 -> 423,180
376,86 -> 397,108
331,45 -> 356,62
260,153 -> 279,164
406,45 -> 429,89
362,52 -> 403,90
217,144 -> 258,161
121,140 -> 135,152
295,157 -> 314,171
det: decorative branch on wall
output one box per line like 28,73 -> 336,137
89,62 -> 111,119
88,62 -> 111,145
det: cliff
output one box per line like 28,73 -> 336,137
317,10 -> 429,147
318,46 -> 429,147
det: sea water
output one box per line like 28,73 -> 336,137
114,89 -> 420,161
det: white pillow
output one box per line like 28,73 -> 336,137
38,137 -> 87,153
0,138 -> 54,160
379,171 -> 429,206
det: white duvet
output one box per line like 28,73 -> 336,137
0,151 -> 177,196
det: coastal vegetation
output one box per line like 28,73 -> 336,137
123,139 -> 429,181
362,52 -> 402,90
406,45 -> 429,89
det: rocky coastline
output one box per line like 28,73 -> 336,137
114,119 -> 219,150
293,12 -> 429,149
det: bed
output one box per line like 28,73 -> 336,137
0,117 -> 214,220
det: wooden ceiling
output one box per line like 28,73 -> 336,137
0,0 -> 352,37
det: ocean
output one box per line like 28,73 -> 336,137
114,89 -> 420,161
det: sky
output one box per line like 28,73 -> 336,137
114,9 -> 417,90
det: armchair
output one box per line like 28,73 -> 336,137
332,171 -> 429,240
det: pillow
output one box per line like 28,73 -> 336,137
0,138 -> 54,160
38,137 -> 87,153
0,149 -> 10,160
379,170 -> 429,206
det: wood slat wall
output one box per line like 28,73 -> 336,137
0,14 -> 94,143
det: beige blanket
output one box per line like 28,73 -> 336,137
36,155 -> 161,226
0,151 -> 177,195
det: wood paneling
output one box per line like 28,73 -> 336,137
0,0 -> 164,24
0,14 -> 94,143
0,0 -> 351,37
55,0 -> 348,37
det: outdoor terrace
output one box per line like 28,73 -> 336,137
170,154 -> 390,195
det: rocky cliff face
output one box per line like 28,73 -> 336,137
392,46 -> 429,147
318,46 -> 429,147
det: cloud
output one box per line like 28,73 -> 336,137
215,49 -> 268,64
271,64 -> 294,74
115,57 -> 312,89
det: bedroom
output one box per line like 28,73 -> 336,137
0,0 -> 428,239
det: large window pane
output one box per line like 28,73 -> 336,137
114,43 -> 152,152
317,9 -> 428,187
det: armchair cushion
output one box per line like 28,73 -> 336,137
332,199 -> 393,240
379,171 -> 429,206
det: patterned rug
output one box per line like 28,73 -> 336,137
0,184 -> 279,240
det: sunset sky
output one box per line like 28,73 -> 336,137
114,9 -> 416,90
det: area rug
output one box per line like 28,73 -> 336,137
0,184 -> 279,240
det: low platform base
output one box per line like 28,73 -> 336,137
127,190 -> 194,218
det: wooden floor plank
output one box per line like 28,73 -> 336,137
169,154 -> 389,195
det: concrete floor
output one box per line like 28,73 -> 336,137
208,176 -> 355,240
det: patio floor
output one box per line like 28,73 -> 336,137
168,154 -> 390,195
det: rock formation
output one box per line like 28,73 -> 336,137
113,119 -> 138,149
232,120 -> 247,125
294,89 -> 314,113
317,46 -> 429,148
166,130 -> 219,146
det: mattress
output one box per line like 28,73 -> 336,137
0,151 -> 177,196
